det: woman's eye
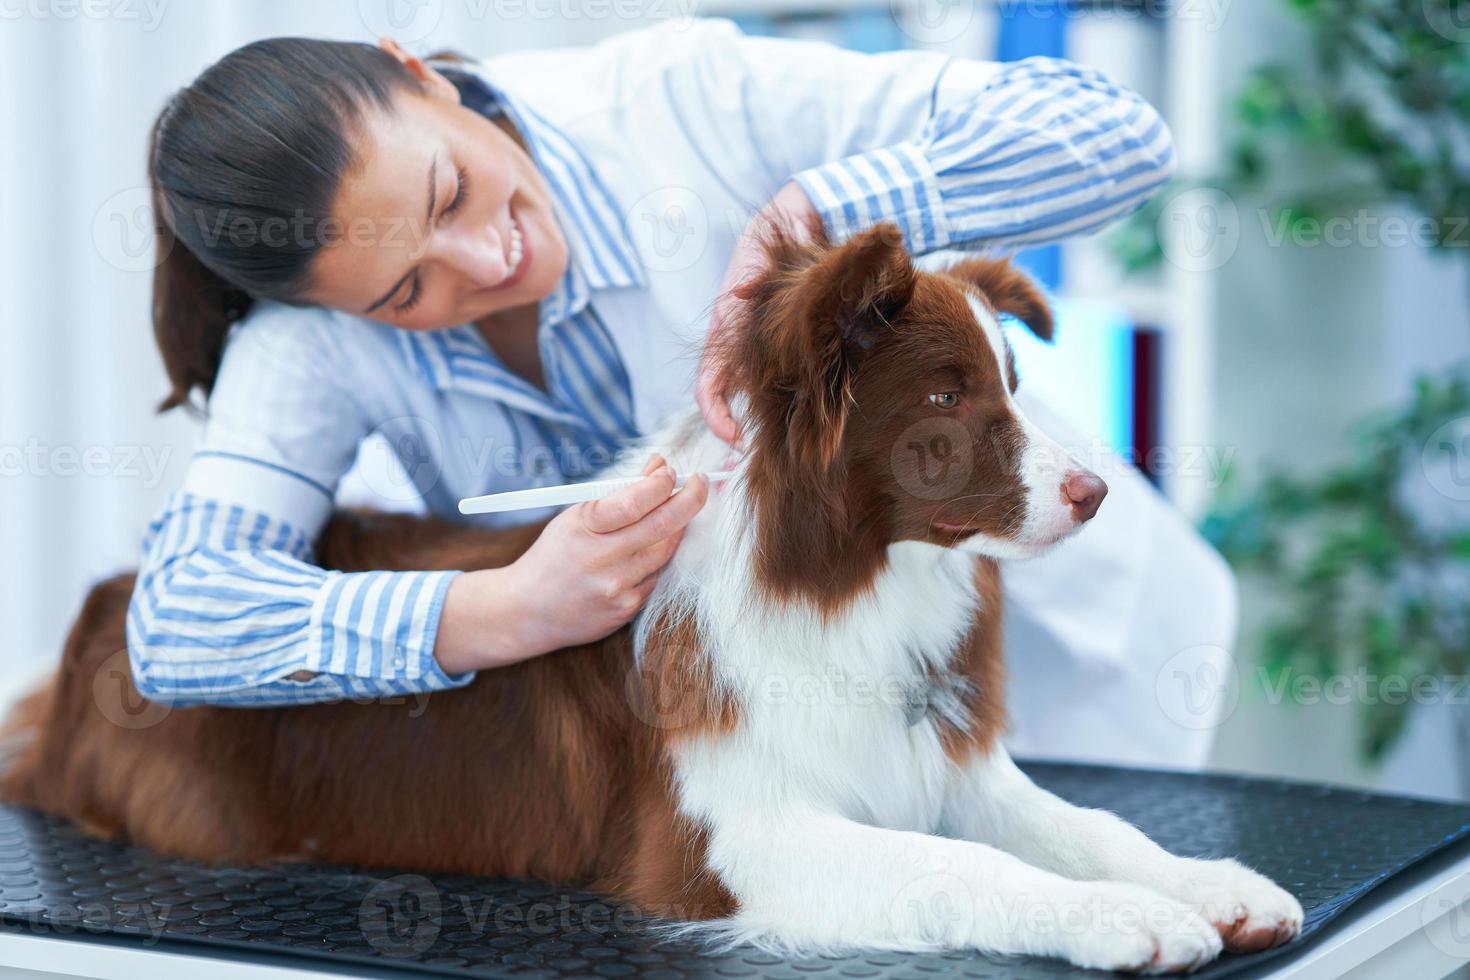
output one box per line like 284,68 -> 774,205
442,165 -> 469,218
394,277 -> 422,314
928,392 -> 959,409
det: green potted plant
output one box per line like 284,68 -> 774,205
1116,0 -> 1470,285
1203,372 -> 1470,771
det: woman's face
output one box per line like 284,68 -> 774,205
307,44 -> 568,330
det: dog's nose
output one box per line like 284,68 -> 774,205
1063,471 -> 1108,523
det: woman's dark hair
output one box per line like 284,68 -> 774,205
148,38 -> 417,412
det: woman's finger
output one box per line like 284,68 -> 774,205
630,567 -> 663,605
622,525 -> 687,586
580,465 -> 676,535
697,376 -> 741,447
616,473 -> 708,554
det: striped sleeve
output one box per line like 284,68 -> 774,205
126,491 -> 471,707
791,57 -> 1176,254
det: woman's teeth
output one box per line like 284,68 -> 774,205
507,222 -> 524,275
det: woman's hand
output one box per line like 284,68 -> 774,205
696,181 -> 821,447
435,454 -> 708,674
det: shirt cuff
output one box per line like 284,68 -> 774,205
792,141 -> 951,254
182,451 -> 335,537
306,569 -> 472,691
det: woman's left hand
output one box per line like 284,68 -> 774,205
696,181 -> 821,448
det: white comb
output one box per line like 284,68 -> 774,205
458,470 -> 734,516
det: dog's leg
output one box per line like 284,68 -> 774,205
941,746 -> 1303,954
700,809 -> 1222,973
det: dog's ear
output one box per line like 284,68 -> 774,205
776,222 -> 916,469
945,257 -> 1054,342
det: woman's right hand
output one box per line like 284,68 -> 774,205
436,454 -> 708,674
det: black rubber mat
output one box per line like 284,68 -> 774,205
0,761 -> 1465,978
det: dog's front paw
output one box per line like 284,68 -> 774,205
1162,858 -> 1303,953
1050,882 -> 1222,975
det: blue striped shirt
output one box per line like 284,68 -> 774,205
126,19 -> 1175,707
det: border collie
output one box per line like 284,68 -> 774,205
0,223 -> 1300,973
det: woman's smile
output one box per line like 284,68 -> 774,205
491,208 -> 531,292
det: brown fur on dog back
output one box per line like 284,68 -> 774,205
0,568 -> 140,814
0,675 -> 58,808
0,510 -> 737,921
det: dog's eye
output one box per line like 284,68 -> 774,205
928,392 -> 959,410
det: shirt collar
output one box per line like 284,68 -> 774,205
394,322 -> 592,428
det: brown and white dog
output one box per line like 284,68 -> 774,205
0,223 -> 1300,973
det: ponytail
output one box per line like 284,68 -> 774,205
149,114 -> 252,414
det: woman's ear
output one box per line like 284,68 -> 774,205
378,37 -> 462,105
944,257 -> 1054,342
